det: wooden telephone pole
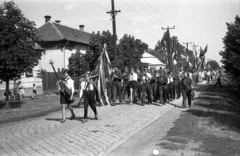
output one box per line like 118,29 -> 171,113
107,0 -> 121,59
162,26 -> 175,70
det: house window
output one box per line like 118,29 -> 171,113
26,70 -> 33,77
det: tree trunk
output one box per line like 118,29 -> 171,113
5,79 -> 10,109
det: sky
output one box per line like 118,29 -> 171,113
3,0 -> 240,65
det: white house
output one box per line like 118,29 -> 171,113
37,15 -> 91,72
0,16 -> 91,99
141,52 -> 166,69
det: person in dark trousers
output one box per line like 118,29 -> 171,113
175,72 -> 181,99
157,72 -> 166,105
142,68 -> 152,104
214,71 -> 223,88
112,66 -> 122,104
79,72 -> 98,123
121,67 -> 130,99
181,72 -> 194,107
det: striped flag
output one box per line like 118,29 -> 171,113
94,44 -> 112,105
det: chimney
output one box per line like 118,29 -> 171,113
55,20 -> 61,24
44,15 -> 51,23
79,25 -> 84,31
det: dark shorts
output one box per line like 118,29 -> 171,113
33,90 -> 37,94
129,81 -> 138,90
60,90 -> 72,104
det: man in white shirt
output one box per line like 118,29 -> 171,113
129,68 -> 138,104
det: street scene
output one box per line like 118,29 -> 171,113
0,0 -> 240,156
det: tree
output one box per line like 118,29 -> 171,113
68,51 -> 89,78
0,1 -> 43,108
118,34 -> 148,70
207,60 -> 220,70
220,15 -> 240,85
85,30 -> 115,70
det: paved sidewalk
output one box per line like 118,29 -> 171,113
0,97 -> 183,156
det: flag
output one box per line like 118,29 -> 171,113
93,44 -> 112,105
198,55 -> 205,71
192,42 -> 198,58
189,62 -> 192,67
172,51 -> 177,65
199,44 -> 208,59
171,38 -> 177,66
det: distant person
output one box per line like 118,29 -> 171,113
31,83 -> 38,98
12,80 -> 19,100
214,71 -> 223,88
18,81 -> 25,100
181,72 -> 194,107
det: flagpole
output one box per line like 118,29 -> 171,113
183,42 -> 192,71
162,26 -> 175,70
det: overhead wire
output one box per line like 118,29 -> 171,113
121,0 -> 159,25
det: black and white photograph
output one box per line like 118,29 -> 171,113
0,0 -> 239,156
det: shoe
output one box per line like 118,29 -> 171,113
59,119 -> 66,123
95,114 -> 98,120
70,114 -> 75,120
82,119 -> 87,123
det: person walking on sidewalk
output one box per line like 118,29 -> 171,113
181,72 -> 194,107
214,71 -> 223,88
112,66 -> 123,104
79,72 -> 98,123
57,70 -> 75,123
129,67 -> 138,105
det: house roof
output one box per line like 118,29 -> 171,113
37,22 -> 91,45
141,52 -> 165,66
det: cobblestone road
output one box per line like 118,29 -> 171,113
0,98 -> 181,156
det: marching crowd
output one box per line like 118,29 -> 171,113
58,67 -> 223,123
106,66 -> 220,107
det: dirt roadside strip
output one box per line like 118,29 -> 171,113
154,80 -> 240,156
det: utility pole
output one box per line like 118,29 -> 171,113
107,0 -> 121,59
162,26 -> 175,70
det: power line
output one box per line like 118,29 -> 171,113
144,0 -> 170,25
132,0 -> 165,25
121,0 -> 159,25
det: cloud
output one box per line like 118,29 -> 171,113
64,4 -> 78,10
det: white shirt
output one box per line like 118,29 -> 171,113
168,77 -> 173,84
79,80 -> 94,98
146,72 -> 152,79
129,72 -> 138,81
66,79 -> 75,94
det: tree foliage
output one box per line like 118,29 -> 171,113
68,51 -> 89,77
85,30 -> 115,70
207,60 -> 220,70
220,15 -> 240,85
0,1 -> 43,107
118,34 -> 148,70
